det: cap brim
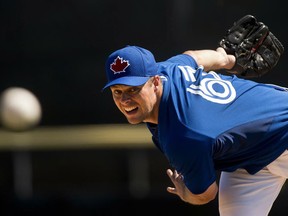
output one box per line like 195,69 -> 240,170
102,76 -> 150,91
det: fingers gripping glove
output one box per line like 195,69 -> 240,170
219,15 -> 284,78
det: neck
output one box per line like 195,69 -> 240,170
144,81 -> 163,124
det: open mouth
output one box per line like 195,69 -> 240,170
124,106 -> 138,114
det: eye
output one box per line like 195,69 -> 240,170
129,87 -> 141,94
112,89 -> 121,95
130,88 -> 136,92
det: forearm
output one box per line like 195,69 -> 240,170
180,183 -> 218,205
166,169 -> 218,205
183,47 -> 235,72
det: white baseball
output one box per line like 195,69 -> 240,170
0,87 -> 42,131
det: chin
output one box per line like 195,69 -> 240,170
127,118 -> 142,125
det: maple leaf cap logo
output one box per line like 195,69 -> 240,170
110,56 -> 130,74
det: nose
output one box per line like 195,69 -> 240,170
120,92 -> 131,104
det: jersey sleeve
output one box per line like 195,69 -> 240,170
168,136 -> 217,195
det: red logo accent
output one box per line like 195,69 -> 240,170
110,56 -> 130,74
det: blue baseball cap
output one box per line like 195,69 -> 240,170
102,45 -> 159,90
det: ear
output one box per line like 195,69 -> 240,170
152,75 -> 161,90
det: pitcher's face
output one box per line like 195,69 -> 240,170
110,77 -> 160,124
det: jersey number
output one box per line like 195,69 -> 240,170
179,66 -> 236,104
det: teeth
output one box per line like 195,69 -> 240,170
125,106 -> 137,112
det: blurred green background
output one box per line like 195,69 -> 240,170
0,0 -> 288,215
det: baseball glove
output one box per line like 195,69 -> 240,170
219,15 -> 284,78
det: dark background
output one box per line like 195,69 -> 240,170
0,0 -> 288,215
1,0 -> 287,126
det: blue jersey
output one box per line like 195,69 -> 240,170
147,54 -> 288,194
